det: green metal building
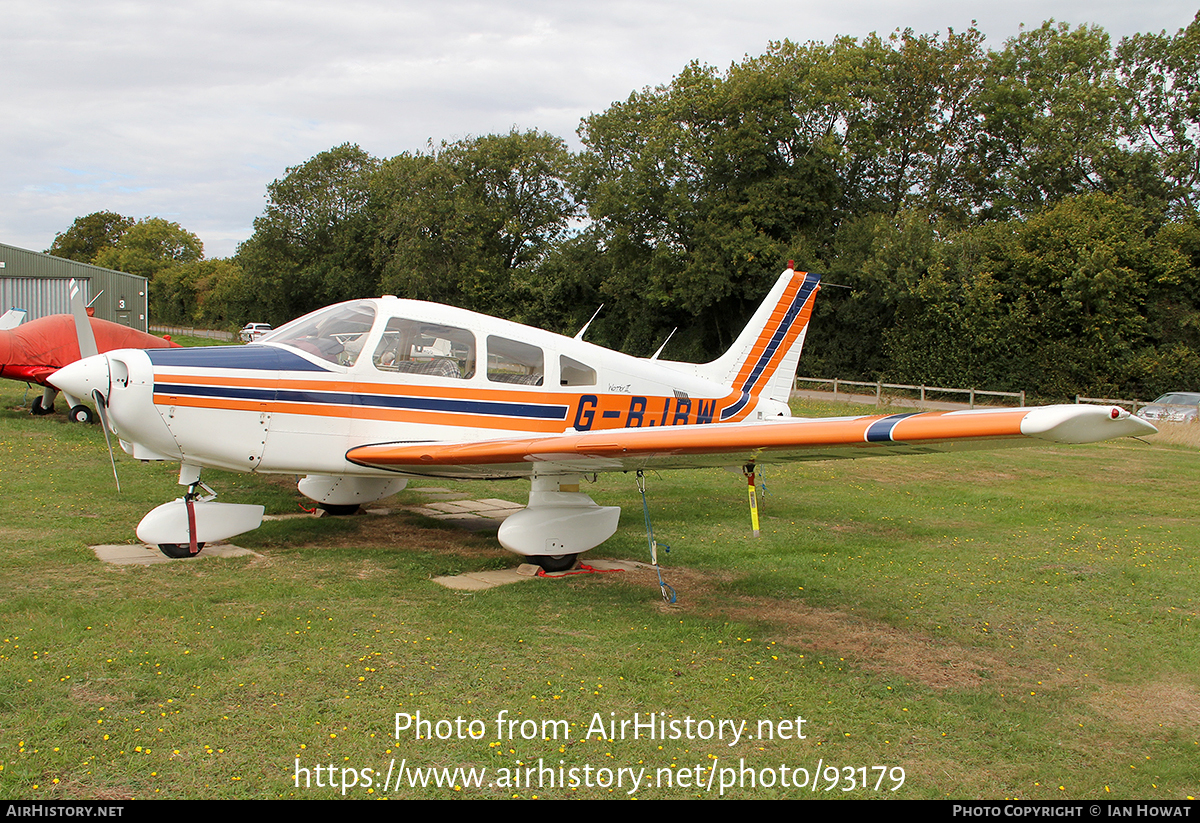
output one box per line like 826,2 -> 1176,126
0,242 -> 150,332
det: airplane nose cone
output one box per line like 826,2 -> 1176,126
50,354 -> 111,399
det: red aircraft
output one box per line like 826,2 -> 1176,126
0,287 -> 179,423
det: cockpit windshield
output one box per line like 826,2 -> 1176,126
261,301 -> 377,367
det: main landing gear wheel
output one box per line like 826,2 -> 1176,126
318,503 -> 360,516
530,554 -> 579,573
158,542 -> 205,559
68,404 -> 96,424
30,397 -> 53,415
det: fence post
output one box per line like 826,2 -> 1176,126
875,381 -> 881,405
969,389 -> 975,409
833,379 -> 839,402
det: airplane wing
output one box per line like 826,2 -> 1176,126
346,404 -> 1156,479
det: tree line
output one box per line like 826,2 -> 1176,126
49,16 -> 1200,401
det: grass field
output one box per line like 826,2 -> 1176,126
0,386 -> 1195,799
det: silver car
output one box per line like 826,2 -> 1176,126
1139,392 -> 1200,423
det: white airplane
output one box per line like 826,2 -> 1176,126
49,267 -> 1156,569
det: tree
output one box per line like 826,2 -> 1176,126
236,143 -> 380,324
576,56 -> 842,358
92,217 -> 203,281
152,258 -> 252,327
921,194 -> 1186,398
47,211 -> 134,262
371,130 -> 578,318
974,22 -> 1130,217
1118,12 -> 1200,215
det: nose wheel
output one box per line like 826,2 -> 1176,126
69,404 -> 96,424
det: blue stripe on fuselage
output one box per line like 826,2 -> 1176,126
147,345 -> 332,372
153,381 -> 569,421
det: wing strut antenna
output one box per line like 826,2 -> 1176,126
636,470 -> 676,603
650,328 -> 677,360
574,305 -> 604,341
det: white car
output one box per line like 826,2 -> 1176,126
239,323 -> 272,343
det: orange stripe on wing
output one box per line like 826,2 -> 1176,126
889,410 -> 1028,441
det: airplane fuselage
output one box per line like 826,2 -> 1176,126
98,296 -> 791,479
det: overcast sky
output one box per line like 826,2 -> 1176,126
2,0 -> 1196,259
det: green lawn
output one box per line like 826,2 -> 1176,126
0,390 -> 1195,799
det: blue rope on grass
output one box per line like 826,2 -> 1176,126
636,470 -> 676,603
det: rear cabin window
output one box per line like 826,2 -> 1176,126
372,318 -> 475,379
560,355 -> 596,386
487,336 -> 544,385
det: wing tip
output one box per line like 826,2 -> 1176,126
1020,405 -> 1157,443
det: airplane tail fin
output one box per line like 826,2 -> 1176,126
0,309 -> 26,330
699,268 -> 821,412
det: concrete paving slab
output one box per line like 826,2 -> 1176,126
425,501 -> 481,513
432,564 -> 542,590
92,542 -> 260,566
405,498 -> 524,523
472,498 -> 525,512
430,558 -> 641,590
427,513 -> 501,532
405,506 -> 448,517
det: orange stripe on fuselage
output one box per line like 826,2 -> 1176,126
150,378 -> 733,434
150,393 -> 572,432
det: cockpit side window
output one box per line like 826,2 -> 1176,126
263,301 -> 376,367
372,317 -> 475,379
487,336 -> 544,385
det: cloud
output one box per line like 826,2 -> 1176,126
1,0 -> 1194,258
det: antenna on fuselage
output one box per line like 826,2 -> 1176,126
649,327 -> 677,360
574,304 -> 604,341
